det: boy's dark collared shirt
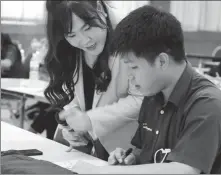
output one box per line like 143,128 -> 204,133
131,63 -> 221,174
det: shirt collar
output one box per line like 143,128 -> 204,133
167,62 -> 193,107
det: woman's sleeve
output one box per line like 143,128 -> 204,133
53,95 -> 80,144
87,57 -> 143,138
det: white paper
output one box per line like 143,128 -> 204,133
53,159 -> 108,171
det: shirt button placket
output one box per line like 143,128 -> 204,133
156,109 -> 164,135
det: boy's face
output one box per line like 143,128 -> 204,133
123,52 -> 166,96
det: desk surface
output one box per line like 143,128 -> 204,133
1,78 -> 48,103
1,121 -> 107,166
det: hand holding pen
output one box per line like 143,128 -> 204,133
108,148 -> 136,165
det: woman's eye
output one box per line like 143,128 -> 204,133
66,33 -> 76,38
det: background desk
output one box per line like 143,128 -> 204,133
1,121 -> 107,166
1,78 -> 48,103
1,78 -> 48,128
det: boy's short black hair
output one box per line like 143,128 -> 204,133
110,5 -> 186,63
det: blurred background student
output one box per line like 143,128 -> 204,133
1,33 -> 23,78
25,39 -> 58,140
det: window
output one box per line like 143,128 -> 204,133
110,1 -> 150,21
1,1 -> 23,19
1,1 -> 46,23
170,1 -> 221,32
23,1 -> 45,21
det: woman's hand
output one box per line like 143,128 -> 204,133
61,127 -> 89,151
59,107 -> 92,132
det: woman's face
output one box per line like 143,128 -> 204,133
65,13 -> 107,57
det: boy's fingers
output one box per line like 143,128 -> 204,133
124,154 -> 136,165
115,148 -> 125,163
108,151 -> 118,165
108,156 -> 118,165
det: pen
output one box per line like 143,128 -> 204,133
125,148 -> 133,157
119,148 -> 133,165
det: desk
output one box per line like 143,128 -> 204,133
203,61 -> 220,67
1,78 -> 48,103
1,121 -> 107,166
1,78 -> 49,128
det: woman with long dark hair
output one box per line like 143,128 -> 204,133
44,0 -> 143,160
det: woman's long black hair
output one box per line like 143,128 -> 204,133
44,1 -> 113,108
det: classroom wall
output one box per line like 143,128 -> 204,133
184,32 -> 221,66
150,0 -> 221,66
2,1 -> 221,66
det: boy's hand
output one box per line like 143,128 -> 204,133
108,148 -> 136,165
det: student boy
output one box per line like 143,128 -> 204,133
73,5 -> 221,174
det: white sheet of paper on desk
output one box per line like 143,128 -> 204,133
53,160 -> 78,171
53,159 -> 108,171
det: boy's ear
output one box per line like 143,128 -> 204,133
155,53 -> 169,71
